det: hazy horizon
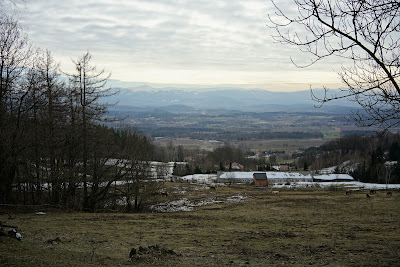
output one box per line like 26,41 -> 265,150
18,0 -> 346,92
108,79 -> 345,93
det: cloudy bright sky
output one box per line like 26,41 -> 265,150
17,0 -> 345,91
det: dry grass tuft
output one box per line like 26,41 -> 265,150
1,184 -> 399,266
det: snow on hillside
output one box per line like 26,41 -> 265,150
180,174 -> 217,183
180,173 -> 400,190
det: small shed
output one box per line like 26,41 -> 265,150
253,173 -> 268,186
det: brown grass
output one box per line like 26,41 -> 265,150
1,184 -> 399,266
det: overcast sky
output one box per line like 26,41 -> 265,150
17,0 -> 345,91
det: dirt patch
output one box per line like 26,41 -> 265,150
129,244 -> 180,264
46,237 -> 62,245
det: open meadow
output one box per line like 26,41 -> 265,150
154,137 -> 329,155
1,184 -> 399,266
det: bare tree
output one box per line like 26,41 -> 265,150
0,0 -> 25,16
268,0 -> 400,130
17,50 -> 48,205
66,52 -> 113,209
0,12 -> 31,202
34,50 -> 66,204
113,126 -> 157,212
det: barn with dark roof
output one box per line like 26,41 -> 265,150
253,173 -> 268,186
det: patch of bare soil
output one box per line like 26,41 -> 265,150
128,244 -> 180,264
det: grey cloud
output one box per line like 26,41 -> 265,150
19,0 -> 336,80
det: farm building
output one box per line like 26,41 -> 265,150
266,172 -> 313,184
225,162 -> 244,171
271,164 -> 290,171
104,159 -> 176,180
216,171 -> 354,184
312,174 -> 354,182
253,173 -> 268,186
216,171 -> 254,183
216,171 -> 313,184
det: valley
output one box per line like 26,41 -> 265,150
107,87 -> 377,156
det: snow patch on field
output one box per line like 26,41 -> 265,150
271,181 -> 400,189
150,194 -> 247,212
180,174 -> 217,183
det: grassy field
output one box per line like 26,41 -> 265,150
1,184 -> 399,266
154,137 -> 329,153
230,138 -> 328,153
321,130 -> 342,139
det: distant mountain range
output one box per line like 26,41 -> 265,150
106,85 -> 358,114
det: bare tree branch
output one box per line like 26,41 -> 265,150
269,0 -> 400,130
